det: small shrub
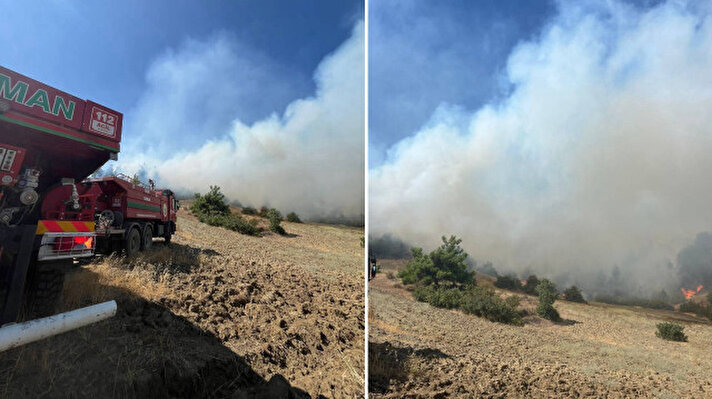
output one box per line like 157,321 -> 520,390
412,286 -> 431,302
655,322 -> 687,342
494,274 -> 522,291
267,208 -> 286,235
562,286 -> 587,303
430,288 -> 462,309
197,212 -> 260,236
190,186 -> 230,216
286,212 -> 302,223
241,206 -> 257,215
224,214 -> 261,236
536,279 -> 561,321
504,295 -> 521,309
258,206 -> 270,218
412,286 -> 463,309
398,236 -> 473,287
460,286 -> 523,326
522,275 -> 540,295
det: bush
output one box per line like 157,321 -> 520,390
536,279 -> 561,321
190,186 -> 261,236
286,212 -> 302,223
197,212 -> 260,236
562,286 -> 587,303
522,275 -> 540,295
241,206 -> 257,215
504,295 -> 521,309
494,274 -> 522,291
224,214 -> 261,236
655,322 -> 687,342
678,300 -> 712,319
398,236 -> 473,287
267,208 -> 286,235
191,186 -> 230,217
258,206 -> 270,218
460,286 -> 523,326
412,286 -> 463,309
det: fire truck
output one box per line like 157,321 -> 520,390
0,65 -> 176,326
42,174 -> 178,256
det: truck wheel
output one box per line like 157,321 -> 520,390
142,225 -> 153,251
24,267 -> 66,318
163,222 -> 173,243
125,227 -> 141,256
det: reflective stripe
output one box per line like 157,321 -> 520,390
36,220 -> 95,235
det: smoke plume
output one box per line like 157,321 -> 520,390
370,1 -> 712,296
115,22 -> 364,223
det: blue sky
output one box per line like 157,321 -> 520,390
0,0 -> 361,131
368,0 -> 556,166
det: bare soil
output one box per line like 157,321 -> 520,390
369,259 -> 712,398
0,209 -> 364,398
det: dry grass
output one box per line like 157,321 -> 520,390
60,240 -> 208,312
370,273 -> 712,397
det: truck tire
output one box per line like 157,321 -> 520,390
142,225 -> 153,251
24,267 -> 66,318
125,227 -> 141,256
163,222 -> 173,243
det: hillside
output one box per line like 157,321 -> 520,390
0,209 -> 364,398
369,259 -> 712,398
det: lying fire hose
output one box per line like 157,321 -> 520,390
0,300 -> 117,352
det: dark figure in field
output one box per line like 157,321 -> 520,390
369,255 -> 378,280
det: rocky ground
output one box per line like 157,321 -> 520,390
369,259 -> 712,398
0,209 -> 364,398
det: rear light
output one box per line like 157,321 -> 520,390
38,232 -> 96,261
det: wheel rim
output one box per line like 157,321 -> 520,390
130,231 -> 140,253
144,228 -> 152,249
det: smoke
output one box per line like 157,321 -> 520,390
368,234 -> 412,259
114,22 -> 364,223
677,233 -> 712,289
370,1 -> 712,296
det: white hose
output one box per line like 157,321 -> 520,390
0,300 -> 117,352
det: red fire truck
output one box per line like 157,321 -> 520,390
41,174 -> 178,256
0,65 -> 176,324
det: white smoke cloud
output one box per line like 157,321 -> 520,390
371,1 -> 712,293
117,22 -> 364,222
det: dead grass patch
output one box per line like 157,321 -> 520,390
62,260 -> 170,311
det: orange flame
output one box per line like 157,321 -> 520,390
681,285 -> 704,300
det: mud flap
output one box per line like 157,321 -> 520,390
0,224 -> 37,324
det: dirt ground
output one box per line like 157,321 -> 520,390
0,209 -> 364,398
369,259 -> 712,398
